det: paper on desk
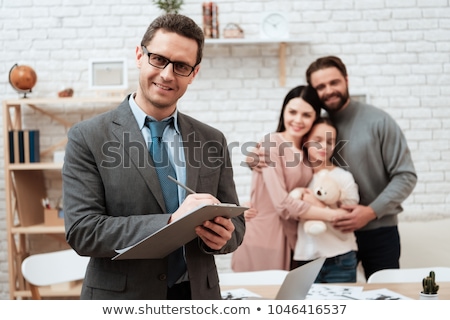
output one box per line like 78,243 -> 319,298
360,288 -> 412,300
306,284 -> 364,300
221,288 -> 262,300
306,284 -> 413,300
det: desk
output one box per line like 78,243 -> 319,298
222,282 -> 450,300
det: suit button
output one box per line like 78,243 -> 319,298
158,274 -> 167,281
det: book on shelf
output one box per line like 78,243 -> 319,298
18,130 -> 24,163
8,129 -> 40,163
202,2 -> 212,38
202,2 -> 219,39
211,2 -> 219,39
8,131 -> 15,164
28,130 -> 40,162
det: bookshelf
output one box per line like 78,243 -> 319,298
2,96 -> 123,299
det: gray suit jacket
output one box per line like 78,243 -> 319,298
63,97 -> 245,299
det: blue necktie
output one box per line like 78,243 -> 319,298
146,117 -> 186,287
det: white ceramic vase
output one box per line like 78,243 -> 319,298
419,292 -> 439,300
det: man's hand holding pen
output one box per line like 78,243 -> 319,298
169,193 -> 220,223
168,193 -> 235,251
167,175 -> 236,251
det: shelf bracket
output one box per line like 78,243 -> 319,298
278,42 -> 287,87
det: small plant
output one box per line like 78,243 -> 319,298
152,0 -> 184,14
422,271 -> 439,294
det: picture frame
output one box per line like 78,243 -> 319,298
88,58 -> 128,90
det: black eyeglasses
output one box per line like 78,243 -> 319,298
141,46 -> 196,77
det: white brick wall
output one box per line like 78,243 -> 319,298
1,0 -> 449,299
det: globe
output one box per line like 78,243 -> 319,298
9,63 -> 37,98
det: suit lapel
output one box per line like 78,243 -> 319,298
178,113 -> 200,193
111,100 -> 166,212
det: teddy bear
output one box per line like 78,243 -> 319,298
289,169 -> 345,235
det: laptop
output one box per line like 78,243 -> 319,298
275,256 -> 326,300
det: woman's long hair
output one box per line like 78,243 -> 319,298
275,85 -> 323,132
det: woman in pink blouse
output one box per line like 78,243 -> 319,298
232,86 -> 348,271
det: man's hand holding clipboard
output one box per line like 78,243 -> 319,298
112,177 -> 247,260
168,175 -> 239,251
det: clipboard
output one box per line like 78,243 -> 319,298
112,203 -> 247,260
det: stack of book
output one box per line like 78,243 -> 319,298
8,129 -> 40,163
202,2 -> 219,39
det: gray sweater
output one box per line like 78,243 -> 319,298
328,100 -> 417,231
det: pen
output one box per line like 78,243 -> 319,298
168,175 -> 196,195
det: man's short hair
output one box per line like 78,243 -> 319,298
141,14 -> 204,66
306,56 -> 348,85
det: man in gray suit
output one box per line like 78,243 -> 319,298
63,14 -> 245,300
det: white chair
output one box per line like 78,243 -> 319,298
21,249 -> 90,299
219,269 -> 288,286
367,267 -> 450,284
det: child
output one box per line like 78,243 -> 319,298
292,117 -> 360,283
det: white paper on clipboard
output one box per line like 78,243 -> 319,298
112,203 -> 246,260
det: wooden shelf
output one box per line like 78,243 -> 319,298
205,37 -> 310,86
12,223 -> 65,234
205,37 -> 309,45
14,282 -> 82,299
3,96 -> 123,106
8,162 -> 63,171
